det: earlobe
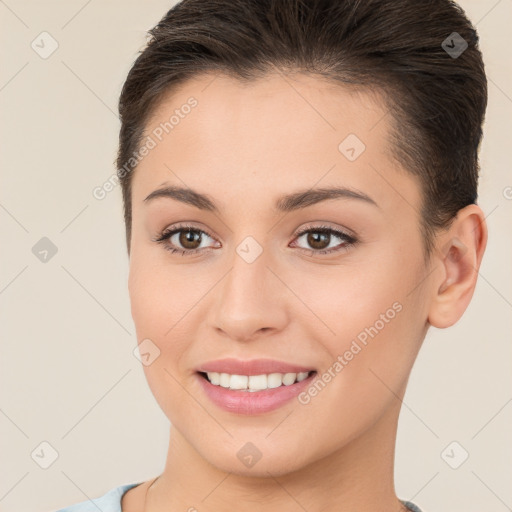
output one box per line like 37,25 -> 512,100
427,205 -> 488,328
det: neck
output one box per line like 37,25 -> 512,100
144,399 -> 406,512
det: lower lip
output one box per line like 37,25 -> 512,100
196,372 -> 317,415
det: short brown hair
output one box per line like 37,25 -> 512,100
116,0 -> 487,258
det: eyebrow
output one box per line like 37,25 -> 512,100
143,184 -> 379,212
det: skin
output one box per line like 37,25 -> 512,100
121,71 -> 487,512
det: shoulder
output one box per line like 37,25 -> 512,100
52,482 -> 141,512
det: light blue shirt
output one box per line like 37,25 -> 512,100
53,482 -> 424,511
53,483 -> 141,512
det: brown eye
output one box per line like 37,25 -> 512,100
292,225 -> 357,255
179,229 -> 203,250
305,231 -> 331,250
153,224 -> 219,255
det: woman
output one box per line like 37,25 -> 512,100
56,0 -> 488,510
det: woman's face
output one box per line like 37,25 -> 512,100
128,72 -> 435,476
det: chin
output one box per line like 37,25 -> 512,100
190,433 -> 317,478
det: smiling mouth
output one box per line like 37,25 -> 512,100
197,370 -> 317,392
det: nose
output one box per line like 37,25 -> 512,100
209,245 -> 289,343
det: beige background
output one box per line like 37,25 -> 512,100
0,1 -> 511,511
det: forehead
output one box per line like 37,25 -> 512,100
133,71 -> 420,218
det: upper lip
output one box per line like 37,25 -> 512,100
196,358 -> 315,376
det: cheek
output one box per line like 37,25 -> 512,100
128,253 -> 198,339
289,253 -> 423,390
128,258 -> 198,414
291,259 -> 405,346
129,258 -> 198,420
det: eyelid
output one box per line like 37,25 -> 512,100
155,222 -> 216,241
294,221 -> 357,239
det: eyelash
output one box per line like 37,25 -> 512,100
152,223 -> 358,257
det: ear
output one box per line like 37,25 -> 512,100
427,204 -> 488,328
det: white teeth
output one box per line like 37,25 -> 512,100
208,372 -> 221,385
204,371 -> 312,391
267,373 -> 283,389
219,373 -> 230,387
297,372 -> 309,382
229,374 -> 248,390
282,373 -> 297,385
248,374 -> 267,390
